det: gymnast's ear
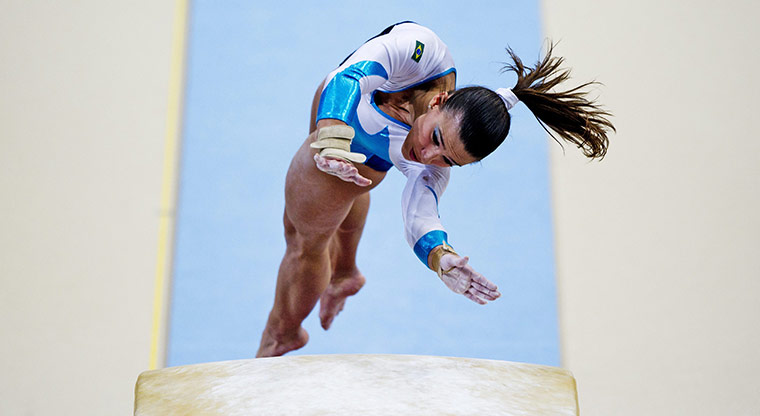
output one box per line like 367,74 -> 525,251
427,91 -> 450,109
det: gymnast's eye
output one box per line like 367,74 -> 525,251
432,126 -> 441,146
433,125 -> 455,166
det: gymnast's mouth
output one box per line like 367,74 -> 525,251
409,148 -> 419,163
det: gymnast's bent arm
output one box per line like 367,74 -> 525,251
312,23 -> 448,185
310,36 -> 398,186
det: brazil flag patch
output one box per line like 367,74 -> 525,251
411,40 -> 425,63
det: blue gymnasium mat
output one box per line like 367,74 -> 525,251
168,0 -> 559,366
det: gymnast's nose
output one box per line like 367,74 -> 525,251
419,145 -> 442,165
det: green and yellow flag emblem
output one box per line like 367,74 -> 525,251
411,40 -> 425,63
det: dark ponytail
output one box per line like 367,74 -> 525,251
442,43 -> 614,160
506,43 -> 614,159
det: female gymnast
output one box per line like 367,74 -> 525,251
257,22 -> 613,357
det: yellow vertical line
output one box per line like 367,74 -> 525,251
150,0 -> 188,370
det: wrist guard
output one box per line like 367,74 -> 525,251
428,242 -> 458,277
310,125 -> 367,164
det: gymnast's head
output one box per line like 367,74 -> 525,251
402,44 -> 615,167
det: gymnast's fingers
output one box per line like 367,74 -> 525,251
313,153 -> 331,170
470,271 -> 499,291
314,154 -> 347,176
471,281 -> 501,300
313,154 -> 370,186
327,159 -> 371,186
464,289 -> 487,305
350,173 -> 372,187
334,161 -> 356,176
324,156 -> 351,173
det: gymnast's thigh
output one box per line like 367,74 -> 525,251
283,134 -> 385,240
288,81 -> 386,241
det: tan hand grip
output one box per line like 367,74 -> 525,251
310,125 -> 367,164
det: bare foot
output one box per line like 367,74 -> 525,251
319,269 -> 366,330
256,326 -> 309,358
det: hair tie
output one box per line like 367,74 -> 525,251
495,88 -> 520,111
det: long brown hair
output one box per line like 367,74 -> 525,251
443,43 -> 614,160
507,43 -> 615,159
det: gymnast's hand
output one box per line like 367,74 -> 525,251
438,254 -> 501,305
313,153 -> 372,187
310,123 -> 371,187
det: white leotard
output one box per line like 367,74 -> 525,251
317,22 -> 456,266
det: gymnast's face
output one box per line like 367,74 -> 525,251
402,101 -> 476,167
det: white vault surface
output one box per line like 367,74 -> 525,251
135,354 -> 577,415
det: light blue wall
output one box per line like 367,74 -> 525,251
168,0 -> 559,366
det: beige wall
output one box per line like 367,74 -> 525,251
0,1 -> 176,414
542,1 -> 760,415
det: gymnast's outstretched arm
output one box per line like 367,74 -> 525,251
399,161 -> 500,304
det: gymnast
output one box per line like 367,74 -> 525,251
257,21 -> 613,357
